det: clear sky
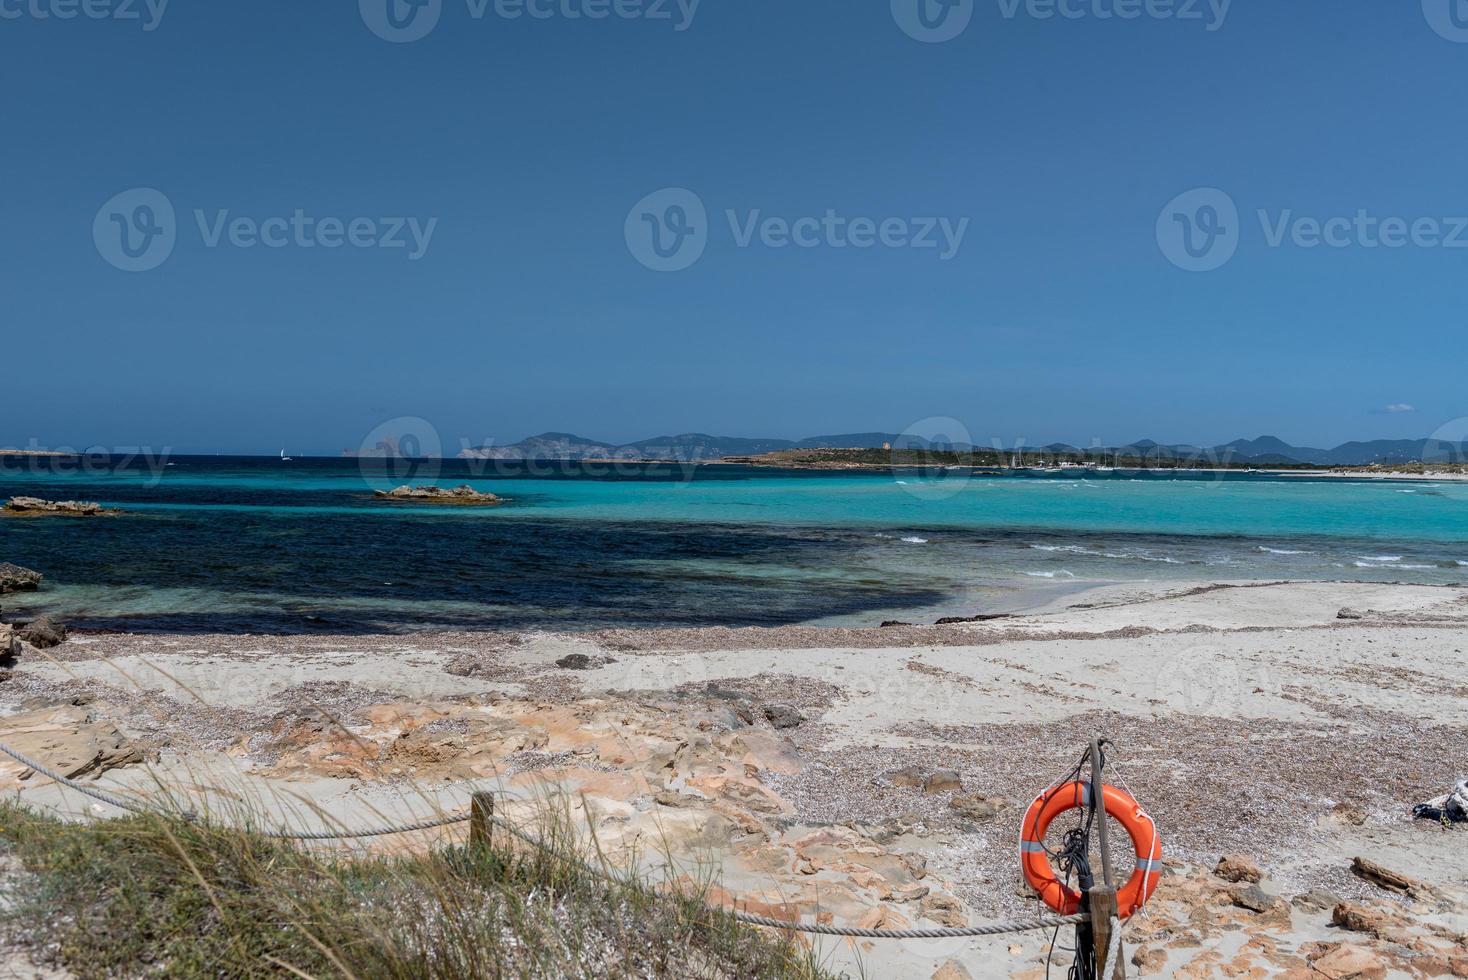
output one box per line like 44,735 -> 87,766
5,0 -> 1466,455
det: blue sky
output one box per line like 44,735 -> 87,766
4,0 -> 1466,454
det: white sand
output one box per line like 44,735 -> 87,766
6,579 -> 1468,978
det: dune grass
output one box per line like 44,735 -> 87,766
0,801 -> 836,979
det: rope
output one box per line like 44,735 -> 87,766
1,738 -> 1093,939
258,814 -> 469,840
0,740 -> 467,840
728,910 -> 1088,938
1105,916 -> 1123,977
0,742 -> 153,816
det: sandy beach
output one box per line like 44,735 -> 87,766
1274,470 -> 1468,483
3,579 -> 1466,977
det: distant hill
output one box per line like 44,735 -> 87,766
458,432 -> 616,460
1127,436 -> 1466,466
455,431 -> 1467,465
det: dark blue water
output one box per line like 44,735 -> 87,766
2,456 -> 1463,634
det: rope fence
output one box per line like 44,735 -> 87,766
0,738 -> 1092,941
727,910 -> 1087,939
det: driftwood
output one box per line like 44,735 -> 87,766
1351,856 -> 1431,897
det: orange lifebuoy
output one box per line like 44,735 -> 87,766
1018,781 -> 1161,918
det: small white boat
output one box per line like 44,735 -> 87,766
280,449 -> 293,462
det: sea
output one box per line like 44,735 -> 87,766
1,456 -> 1465,634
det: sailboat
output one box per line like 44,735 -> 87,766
280,449 -> 293,462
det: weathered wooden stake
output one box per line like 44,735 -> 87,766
1089,739 -> 1125,978
470,791 -> 494,850
1089,885 -> 1118,978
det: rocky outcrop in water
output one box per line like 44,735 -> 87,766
0,563 -> 42,594
373,485 -> 505,505
4,496 -> 122,517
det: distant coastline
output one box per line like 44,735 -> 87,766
1276,467 -> 1468,482
719,447 -> 1468,479
444,430 -> 1468,469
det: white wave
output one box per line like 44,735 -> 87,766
895,481 -> 909,486
1257,546 -> 1309,555
1104,551 -> 1182,564
1354,561 -> 1434,570
900,536 -> 928,544
1357,555 -> 1403,562
1457,560 -> 1468,567
1024,570 -> 1076,578
1030,543 -> 1179,563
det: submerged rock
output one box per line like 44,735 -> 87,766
0,563 -> 42,594
4,496 -> 121,517
374,485 -> 505,505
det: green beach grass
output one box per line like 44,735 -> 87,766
0,801 -> 835,979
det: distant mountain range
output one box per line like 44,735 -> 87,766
454,432 -> 1467,466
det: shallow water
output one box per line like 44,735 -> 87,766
1,457 -> 1464,633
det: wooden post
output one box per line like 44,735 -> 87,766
1089,739 -> 1125,978
1089,885 -> 1118,978
470,791 -> 494,850
1089,739 -> 1116,888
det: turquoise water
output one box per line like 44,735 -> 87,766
1,457 -> 1464,633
